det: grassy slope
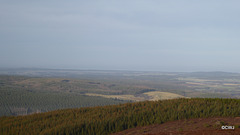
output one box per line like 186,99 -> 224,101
1,98 -> 240,135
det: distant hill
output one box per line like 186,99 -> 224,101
1,98 -> 240,135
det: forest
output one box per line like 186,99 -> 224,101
1,98 -> 240,135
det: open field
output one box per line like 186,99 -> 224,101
85,93 -> 144,101
86,91 -> 186,101
144,91 -> 186,101
223,83 -> 240,86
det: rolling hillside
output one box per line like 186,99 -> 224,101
1,98 -> 240,135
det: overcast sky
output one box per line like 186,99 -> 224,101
1,1 -> 240,72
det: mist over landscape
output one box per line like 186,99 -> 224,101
1,1 -> 240,135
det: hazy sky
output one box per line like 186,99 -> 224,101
1,1 -> 240,72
